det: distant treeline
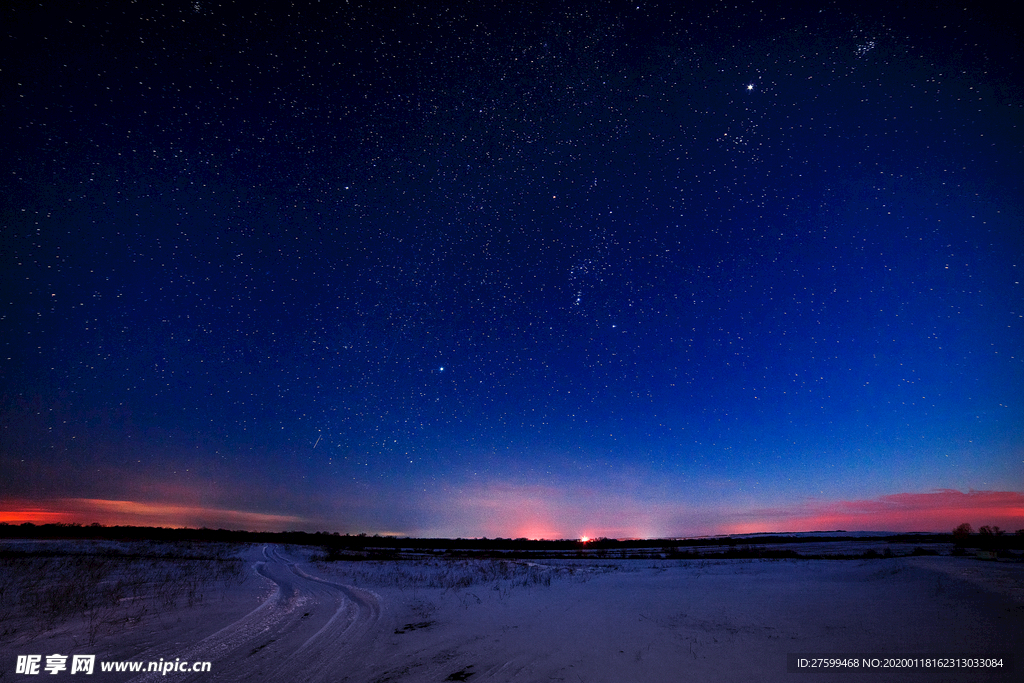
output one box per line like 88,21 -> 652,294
3,522 -> 1020,551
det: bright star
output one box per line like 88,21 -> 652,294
746,84 -> 755,91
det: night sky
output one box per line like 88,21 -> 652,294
2,1 -> 1022,538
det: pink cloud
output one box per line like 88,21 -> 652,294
721,489 -> 1024,534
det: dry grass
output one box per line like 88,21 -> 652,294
0,541 -> 247,645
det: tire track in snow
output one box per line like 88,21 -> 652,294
126,546 -> 382,683
265,548 -> 384,682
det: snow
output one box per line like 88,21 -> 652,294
2,541 -> 1020,681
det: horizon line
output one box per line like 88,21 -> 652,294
0,520 -> 985,542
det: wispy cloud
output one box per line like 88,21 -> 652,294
721,489 -> 1024,534
0,498 -> 305,531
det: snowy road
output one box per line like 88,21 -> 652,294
127,546 -> 382,683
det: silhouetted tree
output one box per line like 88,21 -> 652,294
977,525 -> 1001,549
952,522 -> 973,546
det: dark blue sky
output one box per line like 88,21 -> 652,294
2,0 -> 1022,537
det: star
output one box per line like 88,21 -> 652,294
746,83 -> 755,91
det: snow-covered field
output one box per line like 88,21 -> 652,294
1,541 -> 1020,682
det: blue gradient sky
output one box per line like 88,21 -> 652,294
2,0 -> 1022,537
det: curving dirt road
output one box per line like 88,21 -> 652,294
127,546 -> 382,683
